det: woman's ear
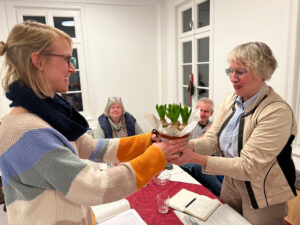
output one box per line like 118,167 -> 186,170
31,52 -> 44,71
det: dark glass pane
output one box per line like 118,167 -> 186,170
183,65 -> 192,85
197,0 -> 210,28
23,16 -> 46,24
197,64 -> 209,87
183,87 -> 191,107
69,71 -> 81,91
72,49 -> 79,69
183,41 -> 192,63
53,17 -> 76,38
61,92 -> 83,111
197,37 -> 209,62
197,88 -> 209,99
182,8 -> 192,33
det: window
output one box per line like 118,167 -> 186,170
178,0 -> 212,107
61,48 -> 83,111
23,16 -> 46,24
16,8 -> 86,113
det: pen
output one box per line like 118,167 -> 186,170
185,197 -> 196,208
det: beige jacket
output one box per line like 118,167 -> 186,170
191,85 -> 297,209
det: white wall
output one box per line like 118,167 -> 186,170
83,3 -> 160,131
0,0 -> 10,117
212,0 -> 291,111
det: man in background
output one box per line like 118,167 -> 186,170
190,98 -> 214,139
181,98 -> 223,196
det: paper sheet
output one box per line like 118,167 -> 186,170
92,199 -> 130,223
100,209 -> 147,225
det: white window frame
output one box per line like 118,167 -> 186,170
178,35 -> 194,106
194,30 -> 214,103
48,10 -> 83,43
178,1 -> 194,39
194,0 -> 212,34
8,4 -> 91,118
177,0 -> 213,107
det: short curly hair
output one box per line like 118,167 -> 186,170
228,42 -> 277,80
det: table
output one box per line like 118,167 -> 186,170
126,178 -> 217,224
124,165 -> 251,225
93,164 -> 252,224
92,164 -> 203,224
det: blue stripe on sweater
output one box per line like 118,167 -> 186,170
89,138 -> 111,162
4,146 -> 87,205
0,128 -> 76,187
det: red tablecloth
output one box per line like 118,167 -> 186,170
126,180 -> 221,225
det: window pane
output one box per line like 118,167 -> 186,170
197,37 -> 209,62
183,41 -> 192,63
72,49 -> 79,69
69,71 -> 81,91
197,88 -> 209,99
183,87 -> 191,107
23,16 -> 46,24
53,17 -> 76,38
197,0 -> 210,28
61,92 -> 83,111
197,64 -> 209,87
182,8 -> 192,33
183,65 -> 192,85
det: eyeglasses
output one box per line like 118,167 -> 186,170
109,97 -> 122,101
40,52 -> 75,68
225,68 -> 248,76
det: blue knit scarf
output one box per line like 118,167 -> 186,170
6,81 -> 89,141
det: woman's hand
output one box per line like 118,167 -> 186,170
153,138 -> 186,162
151,134 -> 161,143
169,142 -> 207,167
151,129 -> 161,143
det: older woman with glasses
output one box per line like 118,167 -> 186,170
174,42 -> 297,225
94,97 -> 143,139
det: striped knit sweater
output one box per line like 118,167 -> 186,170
0,112 -> 166,225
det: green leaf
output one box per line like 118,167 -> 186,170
181,104 -> 192,125
166,103 -> 181,125
156,104 -> 166,120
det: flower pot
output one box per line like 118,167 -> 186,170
158,132 -> 189,142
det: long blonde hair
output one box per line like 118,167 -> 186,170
0,21 -> 72,98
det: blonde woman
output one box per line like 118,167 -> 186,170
0,21 -> 186,225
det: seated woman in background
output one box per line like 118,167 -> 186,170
94,97 -> 143,138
